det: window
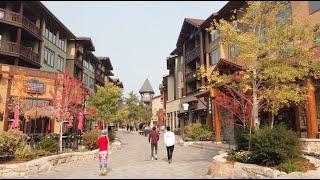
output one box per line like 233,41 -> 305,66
57,56 -> 64,72
230,43 -> 239,58
276,2 -> 292,24
89,77 -> 95,89
83,60 -> 89,69
89,63 -> 94,72
83,73 -> 88,86
310,1 -> 320,13
44,27 -> 57,44
259,22 -> 266,43
44,47 -> 55,67
0,10 -> 4,19
56,38 -> 66,51
209,30 -> 219,43
210,49 -> 220,65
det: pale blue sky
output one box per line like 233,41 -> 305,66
42,1 -> 228,97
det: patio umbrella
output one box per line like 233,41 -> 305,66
11,105 -> 20,129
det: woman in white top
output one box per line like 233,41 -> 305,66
164,126 -> 175,164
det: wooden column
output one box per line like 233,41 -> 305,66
199,31 -> 205,86
207,97 -> 213,131
305,78 -> 319,138
211,88 -> 221,142
3,71 -> 13,131
14,2 -> 24,66
294,105 -> 301,137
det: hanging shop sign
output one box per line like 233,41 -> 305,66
24,79 -> 45,94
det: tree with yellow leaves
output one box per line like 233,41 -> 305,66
201,1 -> 320,129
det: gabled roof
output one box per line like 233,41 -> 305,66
176,18 -> 204,50
35,2 -> 76,39
97,56 -> 113,70
139,79 -> 155,94
74,37 -> 95,51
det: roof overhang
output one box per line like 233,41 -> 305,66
35,2 -> 76,39
72,37 -> 95,51
97,56 -> 113,70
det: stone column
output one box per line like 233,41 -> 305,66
305,78 -> 319,138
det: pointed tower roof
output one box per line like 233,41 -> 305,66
139,79 -> 155,94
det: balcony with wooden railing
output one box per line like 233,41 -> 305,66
22,16 -> 41,39
0,40 -> 40,66
0,8 -> 22,26
20,45 -> 40,66
74,58 -> 84,70
0,8 -> 41,39
185,45 -> 200,65
185,71 -> 197,83
95,71 -> 105,84
0,40 -> 20,57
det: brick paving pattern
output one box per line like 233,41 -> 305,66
23,130 -> 218,179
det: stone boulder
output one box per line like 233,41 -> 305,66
207,151 -> 287,179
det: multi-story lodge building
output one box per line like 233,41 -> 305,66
0,1 -> 121,135
165,1 -> 320,142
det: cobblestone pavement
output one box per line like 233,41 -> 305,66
24,130 -> 218,179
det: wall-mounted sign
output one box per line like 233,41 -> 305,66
25,79 -> 45,94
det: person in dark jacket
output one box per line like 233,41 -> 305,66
148,127 -> 159,160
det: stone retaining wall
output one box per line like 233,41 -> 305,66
300,138 -> 320,155
0,149 -> 99,178
207,152 -> 287,179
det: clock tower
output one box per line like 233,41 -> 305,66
139,78 -> 155,106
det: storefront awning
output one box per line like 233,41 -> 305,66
24,106 -> 58,121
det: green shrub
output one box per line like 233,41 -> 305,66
83,129 -> 100,150
276,159 -> 299,173
14,145 -> 36,161
184,123 -> 213,141
228,150 -> 253,163
234,127 -> 251,151
250,124 -> 301,166
0,130 -> 27,158
36,136 -> 58,153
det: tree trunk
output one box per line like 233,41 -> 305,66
252,69 -> 260,130
59,121 -> 63,153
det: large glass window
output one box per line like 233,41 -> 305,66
209,30 -> 219,43
89,77 -> 95,89
44,47 -> 55,67
83,73 -> 89,86
276,2 -> 292,24
230,43 -> 239,58
210,49 -> 220,65
310,1 -> 320,13
57,56 -> 64,72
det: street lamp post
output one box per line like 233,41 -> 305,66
182,103 -> 190,139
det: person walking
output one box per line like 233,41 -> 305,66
96,129 -> 109,176
148,127 -> 159,160
164,126 -> 175,164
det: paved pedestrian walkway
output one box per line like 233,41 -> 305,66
23,130 -> 218,179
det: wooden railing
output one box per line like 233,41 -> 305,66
0,8 -> 41,38
0,8 -> 22,26
74,59 -> 84,69
0,40 -> 20,56
185,71 -> 197,83
22,16 -> 41,38
20,46 -> 40,65
185,46 -> 200,64
95,72 -> 105,83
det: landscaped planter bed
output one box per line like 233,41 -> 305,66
0,149 -> 99,178
207,151 -> 320,179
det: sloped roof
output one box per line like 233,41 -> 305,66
175,18 -> 204,54
139,79 -> 154,94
